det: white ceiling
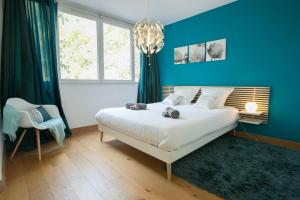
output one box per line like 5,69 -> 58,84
60,0 -> 237,25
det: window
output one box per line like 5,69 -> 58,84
58,10 -> 98,80
103,23 -> 131,80
57,6 -> 140,83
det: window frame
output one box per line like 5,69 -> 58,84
57,4 -> 139,84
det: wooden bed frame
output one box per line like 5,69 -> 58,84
99,123 -> 237,181
98,86 -> 270,181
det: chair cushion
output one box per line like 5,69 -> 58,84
30,106 -> 52,123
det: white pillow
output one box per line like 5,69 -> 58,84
194,95 -> 218,109
162,94 -> 183,106
174,86 -> 200,105
201,87 -> 234,108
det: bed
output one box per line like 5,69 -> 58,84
95,86 -> 270,181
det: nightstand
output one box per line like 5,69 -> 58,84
238,110 -> 264,125
239,118 -> 263,125
237,111 -> 264,140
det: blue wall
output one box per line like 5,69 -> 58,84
158,0 -> 300,142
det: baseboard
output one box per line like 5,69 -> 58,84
230,131 -> 300,151
71,124 -> 98,134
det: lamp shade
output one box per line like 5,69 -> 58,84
245,102 -> 258,113
133,18 -> 164,54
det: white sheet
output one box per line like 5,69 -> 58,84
95,103 -> 239,151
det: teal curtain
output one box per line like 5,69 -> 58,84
1,0 -> 71,149
137,53 -> 160,103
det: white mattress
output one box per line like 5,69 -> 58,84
95,103 -> 239,151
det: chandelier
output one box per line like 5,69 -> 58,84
133,0 -> 164,55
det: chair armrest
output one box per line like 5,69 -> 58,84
43,105 -> 61,118
18,111 -> 38,128
18,111 -> 50,130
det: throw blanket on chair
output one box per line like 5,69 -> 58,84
2,104 -> 66,146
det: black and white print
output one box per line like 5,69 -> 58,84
206,39 -> 226,61
174,46 -> 188,64
188,43 -> 206,63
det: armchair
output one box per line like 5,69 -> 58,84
2,98 -> 65,160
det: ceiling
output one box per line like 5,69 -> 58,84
60,0 -> 237,25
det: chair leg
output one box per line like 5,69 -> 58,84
166,163 -> 172,182
10,129 -> 27,160
100,131 -> 104,142
35,129 -> 41,161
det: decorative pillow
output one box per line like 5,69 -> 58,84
201,87 -> 234,108
174,86 -> 200,105
30,106 -> 52,123
162,94 -> 184,106
194,95 -> 218,109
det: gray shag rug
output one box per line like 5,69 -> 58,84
172,135 -> 300,200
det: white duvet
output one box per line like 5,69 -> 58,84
95,103 -> 239,151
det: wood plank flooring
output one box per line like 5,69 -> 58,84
0,129 -> 221,200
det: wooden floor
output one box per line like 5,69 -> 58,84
0,129 -> 221,200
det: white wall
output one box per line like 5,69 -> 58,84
60,83 -> 138,128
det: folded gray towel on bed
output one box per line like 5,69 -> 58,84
167,107 -> 180,119
163,107 -> 180,119
125,103 -> 134,109
125,103 -> 147,110
162,111 -> 170,118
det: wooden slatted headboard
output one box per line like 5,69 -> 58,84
162,86 -> 271,124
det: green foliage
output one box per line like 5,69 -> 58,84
58,12 -> 96,79
103,23 -> 131,80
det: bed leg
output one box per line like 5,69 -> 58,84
233,128 -> 237,136
100,131 -> 104,142
166,163 -> 172,182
